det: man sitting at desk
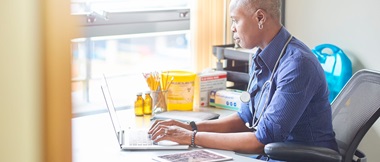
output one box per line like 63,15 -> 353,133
149,0 -> 339,159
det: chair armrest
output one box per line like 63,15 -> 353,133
354,149 -> 366,162
264,142 -> 341,162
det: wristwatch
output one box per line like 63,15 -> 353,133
189,121 -> 197,131
189,121 -> 198,147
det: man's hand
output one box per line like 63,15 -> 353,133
148,119 -> 193,144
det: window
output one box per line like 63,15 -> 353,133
71,0 -> 191,116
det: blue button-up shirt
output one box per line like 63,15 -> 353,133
238,27 -> 339,152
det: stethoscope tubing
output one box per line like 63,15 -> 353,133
243,35 -> 293,129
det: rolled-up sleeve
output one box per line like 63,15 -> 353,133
255,55 -> 322,144
237,102 -> 252,125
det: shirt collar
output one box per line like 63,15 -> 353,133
255,27 -> 292,73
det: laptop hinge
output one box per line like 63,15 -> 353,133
118,130 -> 125,148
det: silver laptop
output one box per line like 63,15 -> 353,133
100,79 -> 189,150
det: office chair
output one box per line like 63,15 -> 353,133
264,69 -> 380,162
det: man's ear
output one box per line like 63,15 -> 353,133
254,9 -> 266,23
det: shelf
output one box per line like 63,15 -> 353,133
212,44 -> 256,90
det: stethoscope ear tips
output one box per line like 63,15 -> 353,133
245,122 -> 257,131
245,122 -> 253,129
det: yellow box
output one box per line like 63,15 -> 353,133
161,70 -> 196,111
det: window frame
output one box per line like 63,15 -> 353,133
71,2 -> 191,107
73,8 -> 190,37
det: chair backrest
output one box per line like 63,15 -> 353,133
331,69 -> 380,162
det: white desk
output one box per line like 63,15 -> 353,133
72,107 -> 263,162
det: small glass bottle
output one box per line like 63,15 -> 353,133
134,92 -> 144,116
143,91 -> 152,115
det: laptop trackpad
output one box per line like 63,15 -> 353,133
157,140 -> 179,146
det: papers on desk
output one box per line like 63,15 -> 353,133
152,149 -> 233,162
150,111 -> 220,122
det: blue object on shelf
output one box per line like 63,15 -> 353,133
312,44 -> 352,103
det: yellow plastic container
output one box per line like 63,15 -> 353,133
161,70 -> 196,111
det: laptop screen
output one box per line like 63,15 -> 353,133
101,83 -> 123,144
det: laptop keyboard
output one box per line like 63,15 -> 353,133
128,130 -> 155,146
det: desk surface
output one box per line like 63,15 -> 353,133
72,107 -> 263,162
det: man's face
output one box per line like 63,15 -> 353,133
229,0 -> 259,49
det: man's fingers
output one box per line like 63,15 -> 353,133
148,120 -> 164,134
151,126 -> 168,141
148,119 -> 175,134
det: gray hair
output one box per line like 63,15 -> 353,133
235,0 -> 281,19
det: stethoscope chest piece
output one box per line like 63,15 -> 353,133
240,91 -> 251,103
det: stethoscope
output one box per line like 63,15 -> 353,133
240,35 -> 293,130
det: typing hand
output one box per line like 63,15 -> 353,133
149,124 -> 193,146
148,119 -> 191,135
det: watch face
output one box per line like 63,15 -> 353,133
190,121 -> 197,131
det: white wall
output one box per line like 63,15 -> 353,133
285,0 -> 380,161
0,1 -> 42,162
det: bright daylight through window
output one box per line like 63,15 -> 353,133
71,0 -> 191,116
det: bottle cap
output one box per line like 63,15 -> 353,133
145,91 -> 151,94
136,92 -> 142,96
